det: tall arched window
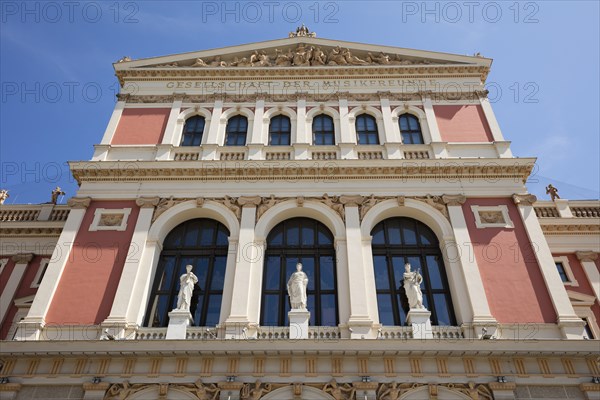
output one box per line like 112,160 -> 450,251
144,219 -> 229,327
181,116 -> 205,146
399,114 -> 424,144
356,114 -> 379,144
261,218 -> 338,326
269,115 -> 291,145
225,115 -> 248,146
371,217 -> 455,326
313,114 -> 335,145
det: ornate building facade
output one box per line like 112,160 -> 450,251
1,31 -> 599,400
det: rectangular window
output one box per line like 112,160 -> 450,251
555,262 -> 569,283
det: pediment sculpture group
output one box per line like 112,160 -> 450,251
154,45 -> 434,69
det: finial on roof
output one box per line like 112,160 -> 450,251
288,24 -> 316,38
0,189 -> 8,205
116,56 -> 132,63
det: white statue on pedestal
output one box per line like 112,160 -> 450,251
176,265 -> 198,312
403,263 -> 425,310
287,262 -> 308,310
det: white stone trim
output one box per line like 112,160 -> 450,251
391,105 -> 433,144
553,256 -> 579,287
173,107 -> 212,146
305,106 -> 341,145
262,106 -> 298,146
348,105 -> 385,145
471,205 -> 514,229
219,107 -> 255,146
30,258 -> 50,289
99,100 -> 125,145
0,261 -> 28,327
0,258 -> 7,276
569,292 -> 599,340
89,208 -> 132,231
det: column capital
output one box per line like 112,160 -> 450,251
11,253 -> 34,264
67,197 -> 91,209
442,194 -> 467,206
576,251 -> 598,262
237,196 -> 262,208
512,193 -> 537,206
339,195 -> 364,207
135,197 -> 160,208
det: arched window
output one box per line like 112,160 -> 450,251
269,115 -> 291,146
356,114 -> 379,144
144,219 -> 229,327
261,218 -> 338,326
181,116 -> 205,146
399,114 -> 424,144
313,114 -> 335,145
371,217 -> 455,326
225,115 -> 248,146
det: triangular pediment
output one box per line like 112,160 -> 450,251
114,36 -> 490,71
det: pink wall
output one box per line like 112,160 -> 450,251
434,105 -> 494,142
462,198 -> 556,323
111,108 -> 170,145
0,256 -> 15,294
45,201 -> 139,325
554,253 -> 600,324
0,256 -> 45,339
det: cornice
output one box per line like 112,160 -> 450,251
69,159 -> 535,185
575,251 -> 598,262
541,224 -> 600,235
0,227 -> 63,237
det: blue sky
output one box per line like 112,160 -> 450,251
1,1 -> 598,204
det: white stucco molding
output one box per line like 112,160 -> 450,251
390,105 -> 433,144
147,199 -> 240,243
553,255 -> 579,287
305,106 -> 342,145
218,107 -> 255,146
89,208 -> 132,231
470,205 -> 514,229
348,105 -> 386,145
172,107 -> 212,146
262,106 -> 298,145
254,199 -> 346,241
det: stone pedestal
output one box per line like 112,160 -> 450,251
82,382 -> 111,400
166,310 -> 192,340
407,309 -> 433,339
288,309 -> 310,340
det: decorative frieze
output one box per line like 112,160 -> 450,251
513,193 -> 538,206
66,197 -> 91,209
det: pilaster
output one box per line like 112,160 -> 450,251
15,197 -> 90,341
99,100 -> 126,145
576,252 -> 600,300
513,194 -> 584,338
0,253 -> 33,327
422,92 -> 442,142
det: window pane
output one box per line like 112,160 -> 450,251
377,294 -> 394,326
300,257 -> 315,291
287,224 -> 300,245
264,257 -> 281,290
205,295 -> 222,326
426,255 -> 444,290
301,225 -> 315,246
387,220 -> 401,245
210,257 -> 226,289
433,294 -> 452,326
321,294 -> 337,326
262,295 -> 280,326
195,257 -> 209,291
158,257 -> 176,291
320,256 -> 335,290
374,256 -> 390,290
199,224 -> 215,246
371,225 -> 385,245
391,257 -> 405,290
555,262 -> 568,282
184,220 -> 201,247
306,294 -> 315,326
317,226 -> 332,245
401,219 -> 417,245
216,227 -> 229,246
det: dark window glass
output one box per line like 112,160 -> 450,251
371,217 -> 456,326
356,114 -> 379,144
181,116 -> 205,146
269,115 -> 291,145
399,114 -> 424,144
225,115 -> 248,146
584,319 -> 595,339
144,219 -> 230,327
555,262 -> 569,282
261,218 -> 338,326
313,114 -> 335,145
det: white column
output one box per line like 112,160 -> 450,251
477,90 -> 506,141
442,195 -> 498,335
338,98 -> 356,159
422,93 -> 442,142
294,99 -> 309,159
0,254 -> 33,327
15,198 -> 91,340
248,99 -> 265,160
130,240 -> 162,326
381,98 -> 402,160
576,252 -> 600,300
513,194 -> 584,338
202,100 -> 223,160
343,202 -> 375,338
224,197 -> 260,338
99,100 -> 126,144
101,197 -> 158,338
